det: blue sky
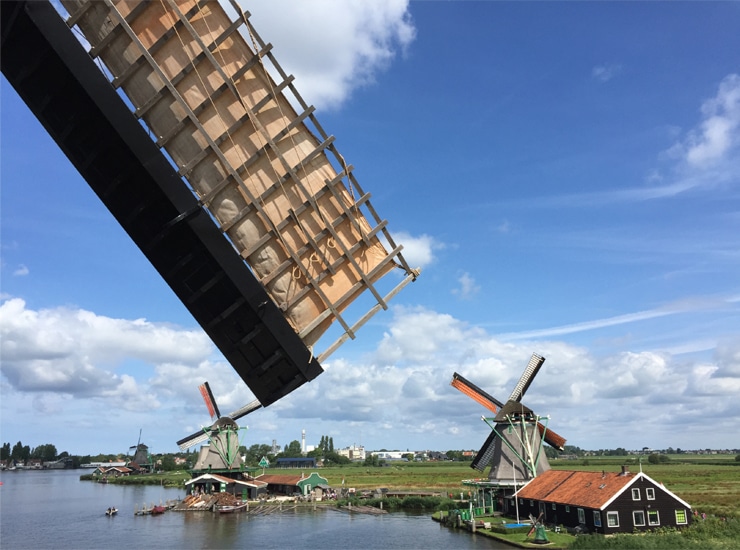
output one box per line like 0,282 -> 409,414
1,1 -> 739,457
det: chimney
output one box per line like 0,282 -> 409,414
620,465 -> 629,476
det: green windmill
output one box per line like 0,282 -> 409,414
179,382 -> 258,472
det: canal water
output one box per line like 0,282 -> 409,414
0,469 -> 508,549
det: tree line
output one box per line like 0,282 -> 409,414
1,441 -> 64,462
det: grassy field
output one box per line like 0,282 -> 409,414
264,454 -> 739,518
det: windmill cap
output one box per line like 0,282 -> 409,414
494,400 -> 535,422
212,417 -> 239,430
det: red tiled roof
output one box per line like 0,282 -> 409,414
515,470 -> 637,509
256,474 -> 302,485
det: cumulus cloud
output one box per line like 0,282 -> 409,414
0,298 -> 212,398
1,298 -> 738,452
264,306 -> 740,450
244,0 -> 415,110
392,231 -> 441,269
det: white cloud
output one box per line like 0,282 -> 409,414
592,63 -> 622,83
244,0 -> 415,110
452,272 -> 480,300
1,298 -> 738,453
12,264 -> 29,277
498,294 -> 738,342
0,298 -> 212,397
513,73 -> 740,209
684,74 -> 740,167
393,231 -> 440,269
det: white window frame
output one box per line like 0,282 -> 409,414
606,511 -> 619,527
577,508 -> 585,524
593,511 -> 602,527
551,503 -> 556,510
646,487 -> 655,500
633,510 -> 646,527
565,505 -> 570,513
675,509 -> 688,525
632,488 -> 641,500
648,510 -> 660,526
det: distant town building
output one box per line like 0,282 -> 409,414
337,445 -> 365,461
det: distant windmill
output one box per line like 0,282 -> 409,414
128,428 -> 151,470
178,382 -> 259,471
451,353 -> 566,484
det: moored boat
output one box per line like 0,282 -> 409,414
217,502 -> 249,514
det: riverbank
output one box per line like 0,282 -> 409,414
78,457 -> 740,518
432,511 -> 572,549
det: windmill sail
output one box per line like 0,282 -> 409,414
507,353 -> 545,402
199,382 -> 221,421
451,372 -> 504,414
1,0 -> 418,409
471,430 -> 498,472
60,0 -> 418,352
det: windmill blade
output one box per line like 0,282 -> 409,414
226,399 -> 262,422
508,354 -> 545,402
176,431 -> 210,451
451,373 -> 505,414
537,422 -> 566,451
176,399 -> 262,450
199,382 -> 221,421
471,429 -> 498,472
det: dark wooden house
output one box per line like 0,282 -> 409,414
512,467 -> 692,534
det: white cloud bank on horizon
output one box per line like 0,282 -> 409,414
2,298 -> 738,453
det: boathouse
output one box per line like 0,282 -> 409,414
256,472 -> 330,498
93,465 -> 133,478
512,467 -> 692,534
186,473 -> 267,500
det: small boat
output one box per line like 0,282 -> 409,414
150,505 -> 166,515
217,502 -> 249,514
106,508 -> 118,516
